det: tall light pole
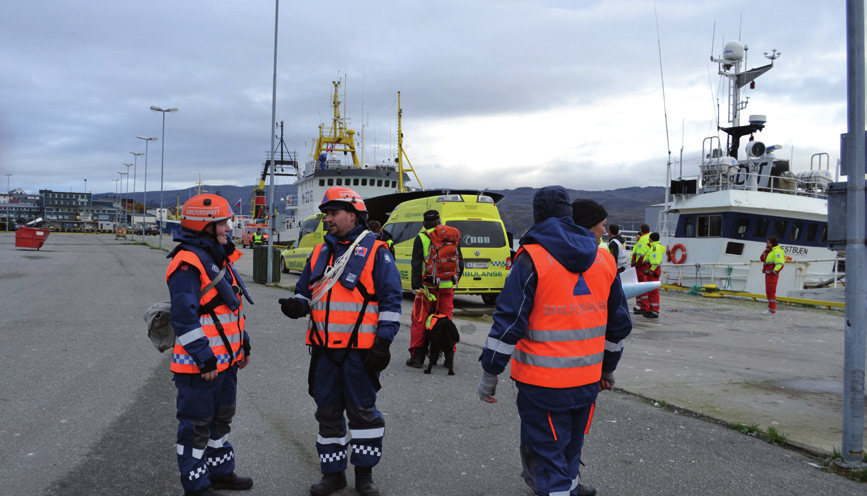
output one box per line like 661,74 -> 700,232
130,151 -> 144,238
136,136 -> 157,239
4,173 -> 11,232
116,172 -> 126,226
83,178 -> 87,234
123,163 -> 133,221
150,105 -> 178,250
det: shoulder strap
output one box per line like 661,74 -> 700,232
200,266 -> 226,298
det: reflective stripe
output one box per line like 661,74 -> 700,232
604,339 -> 624,352
296,294 -> 312,305
486,336 -> 516,355
350,427 -> 385,439
178,327 -> 206,346
314,301 -> 379,314
378,311 -> 401,323
201,312 -> 241,327
513,350 -> 603,369
318,434 -> 350,446
524,324 -> 606,343
192,448 -> 205,460
308,322 -> 379,336
208,434 -> 229,449
176,444 -> 184,455
550,491 -> 570,496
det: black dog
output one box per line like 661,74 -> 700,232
424,314 -> 460,375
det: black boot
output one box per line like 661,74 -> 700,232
210,472 -> 253,491
354,466 -> 380,496
405,348 -> 425,368
310,471 -> 347,496
573,482 -> 597,496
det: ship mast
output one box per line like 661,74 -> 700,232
397,91 -> 424,192
312,80 -> 360,167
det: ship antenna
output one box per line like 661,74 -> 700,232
654,0 -> 673,236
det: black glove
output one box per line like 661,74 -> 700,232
278,297 -> 307,319
364,337 -> 392,373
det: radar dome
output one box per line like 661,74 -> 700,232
723,41 -> 745,61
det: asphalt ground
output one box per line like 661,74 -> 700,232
0,232 -> 863,496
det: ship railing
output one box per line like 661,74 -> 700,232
661,257 -> 843,292
688,168 -> 830,199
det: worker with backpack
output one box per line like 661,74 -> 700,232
406,210 -> 463,368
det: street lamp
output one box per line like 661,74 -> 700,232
83,178 -> 87,234
151,105 -> 178,249
123,163 -> 133,220
4,173 -> 11,232
136,136 -> 158,239
116,172 -> 126,226
130,151 -> 144,238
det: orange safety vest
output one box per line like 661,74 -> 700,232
306,240 -> 387,349
511,243 -> 617,388
165,250 -> 246,374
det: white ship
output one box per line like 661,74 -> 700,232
654,39 -> 842,296
280,80 -> 419,242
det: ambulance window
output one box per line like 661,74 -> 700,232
805,223 -> 818,242
388,222 -> 424,244
447,221 -> 507,248
753,218 -> 769,238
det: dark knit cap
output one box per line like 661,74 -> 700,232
423,210 -> 440,221
650,232 -> 660,242
571,199 -> 608,229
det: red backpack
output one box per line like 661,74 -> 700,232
424,224 -> 461,285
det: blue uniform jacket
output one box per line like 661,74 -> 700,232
480,215 -> 632,411
293,224 -> 403,343
167,227 -> 252,371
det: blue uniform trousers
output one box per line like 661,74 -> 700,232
174,366 -> 238,493
312,348 -> 385,474
517,390 -> 593,496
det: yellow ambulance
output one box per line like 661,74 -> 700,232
380,192 -> 511,305
280,213 -> 326,273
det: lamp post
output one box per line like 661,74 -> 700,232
4,173 -> 11,232
136,136 -> 158,239
116,172 -> 126,227
130,151 -> 144,238
123,163 -> 133,222
151,105 -> 178,250
83,178 -> 87,233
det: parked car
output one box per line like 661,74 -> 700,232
144,225 -> 160,236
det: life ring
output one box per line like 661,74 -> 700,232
668,243 -> 687,264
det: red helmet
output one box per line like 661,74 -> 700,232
181,194 -> 234,232
319,186 -> 367,214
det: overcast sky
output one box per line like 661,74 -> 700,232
0,0 -> 850,196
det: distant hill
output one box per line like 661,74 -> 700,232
96,183 -> 663,234
491,186 -> 664,237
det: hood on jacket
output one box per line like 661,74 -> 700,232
522,186 -> 599,273
169,226 -> 231,265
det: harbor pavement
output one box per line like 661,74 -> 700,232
0,233 -> 863,496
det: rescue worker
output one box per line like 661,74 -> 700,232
607,224 -> 628,273
642,232 -> 666,319
405,210 -> 463,368
760,236 -> 785,316
367,220 -> 395,255
278,186 -> 402,496
478,186 -> 632,496
252,228 -> 264,246
631,224 -> 652,315
167,194 -> 254,496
